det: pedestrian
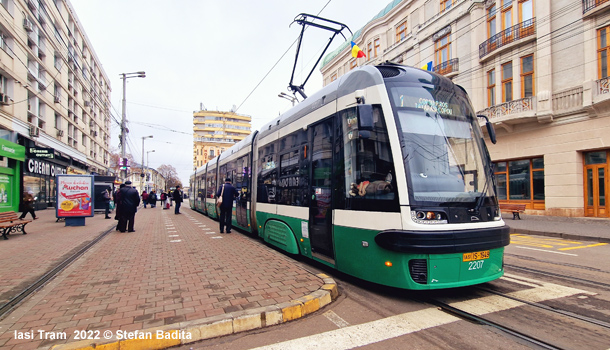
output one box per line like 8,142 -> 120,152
164,190 -> 171,209
102,187 -> 112,219
116,181 -> 140,233
19,191 -> 38,220
113,183 -> 125,229
142,190 -> 149,208
149,190 -> 157,208
160,191 -> 168,210
173,185 -> 183,214
216,178 -> 238,233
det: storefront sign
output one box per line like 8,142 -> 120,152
56,175 -> 94,218
0,174 -> 12,207
0,138 -> 25,162
27,159 -> 67,176
27,147 -> 55,159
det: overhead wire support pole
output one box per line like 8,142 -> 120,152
288,13 -> 352,101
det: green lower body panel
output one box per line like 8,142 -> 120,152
332,225 -> 504,290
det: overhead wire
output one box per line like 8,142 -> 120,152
234,0 -> 333,113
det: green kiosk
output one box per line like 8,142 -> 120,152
0,138 -> 25,213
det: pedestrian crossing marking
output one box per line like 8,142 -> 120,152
250,275 -> 590,350
558,242 -> 608,251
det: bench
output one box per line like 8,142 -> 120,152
0,211 -> 32,240
500,203 -> 526,220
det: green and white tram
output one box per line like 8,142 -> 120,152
190,63 -> 510,290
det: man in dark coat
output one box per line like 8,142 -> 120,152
216,178 -> 239,233
172,185 -> 183,214
116,181 -> 140,232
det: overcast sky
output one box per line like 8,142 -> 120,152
69,0 -> 388,185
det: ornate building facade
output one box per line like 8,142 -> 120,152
321,0 -> 610,218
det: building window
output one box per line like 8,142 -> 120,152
501,61 -> 513,102
501,0 -> 513,42
598,26 -> 610,79
494,158 -> 544,202
374,38 -> 380,57
521,54 -> 534,97
396,20 -> 407,43
435,34 -> 451,67
367,42 -> 372,59
519,0 -> 534,23
350,60 -> 357,70
330,73 -> 337,82
487,69 -> 496,107
440,0 -> 453,12
487,5 -> 497,40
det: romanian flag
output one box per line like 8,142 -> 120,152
351,41 -> 366,58
420,61 -> 432,71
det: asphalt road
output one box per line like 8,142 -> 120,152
174,234 -> 610,350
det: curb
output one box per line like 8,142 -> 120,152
48,274 -> 338,350
508,227 -> 610,244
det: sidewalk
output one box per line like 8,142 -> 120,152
0,204 -> 337,350
502,212 -> 610,243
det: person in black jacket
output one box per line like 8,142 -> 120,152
116,181 -> 140,232
216,178 -> 239,233
172,185 -> 183,214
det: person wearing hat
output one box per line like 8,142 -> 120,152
19,190 -> 38,220
116,180 -> 140,232
216,178 -> 239,233
172,185 -> 183,214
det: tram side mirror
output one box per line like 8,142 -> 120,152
357,104 -> 374,131
477,115 -> 497,144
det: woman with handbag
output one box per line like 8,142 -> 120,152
216,178 -> 238,233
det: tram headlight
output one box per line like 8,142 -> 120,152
412,210 -> 447,224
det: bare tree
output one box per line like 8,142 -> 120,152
157,164 -> 181,188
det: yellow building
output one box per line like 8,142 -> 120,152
193,110 -> 251,169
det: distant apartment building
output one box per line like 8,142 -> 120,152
0,0 -> 112,210
193,109 -> 251,169
321,0 -> 610,218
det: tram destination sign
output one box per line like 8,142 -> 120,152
27,146 -> 55,159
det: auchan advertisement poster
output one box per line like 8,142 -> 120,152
56,175 -> 94,217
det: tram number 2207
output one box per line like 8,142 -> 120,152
468,260 -> 485,270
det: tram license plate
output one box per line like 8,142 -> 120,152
463,250 -> 490,262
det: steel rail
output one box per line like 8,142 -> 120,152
0,226 -> 114,319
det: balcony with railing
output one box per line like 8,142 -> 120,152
479,18 -> 536,59
477,96 -> 536,125
433,58 -> 459,77
583,0 -> 610,15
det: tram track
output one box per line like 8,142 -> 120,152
0,227 -> 113,319
505,263 -> 610,290
430,298 -> 564,350
425,281 -> 610,350
474,286 -> 610,329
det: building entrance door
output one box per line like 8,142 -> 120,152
584,151 -> 608,218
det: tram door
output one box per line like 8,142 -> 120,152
235,157 -> 249,228
309,118 -> 335,264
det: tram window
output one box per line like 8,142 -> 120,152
340,105 -> 398,211
206,174 -> 216,198
257,142 -> 278,203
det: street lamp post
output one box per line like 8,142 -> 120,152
141,135 -> 153,193
278,92 -> 297,106
146,150 -> 155,192
120,71 -> 146,181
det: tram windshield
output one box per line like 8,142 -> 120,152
387,84 -> 496,206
